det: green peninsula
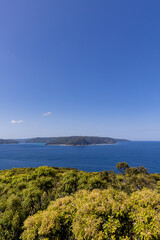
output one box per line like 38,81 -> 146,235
0,139 -> 19,144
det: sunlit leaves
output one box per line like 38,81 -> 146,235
0,163 -> 159,239
22,188 -> 160,240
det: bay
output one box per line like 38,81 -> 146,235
0,141 -> 160,173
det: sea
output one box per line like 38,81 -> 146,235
0,141 -> 160,173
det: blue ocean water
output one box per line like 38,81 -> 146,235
0,141 -> 160,173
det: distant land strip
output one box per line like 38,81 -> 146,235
0,136 -> 129,146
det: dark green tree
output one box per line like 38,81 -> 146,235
116,162 -> 130,174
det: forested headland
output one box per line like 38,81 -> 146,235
0,163 -> 160,239
25,136 -> 129,145
0,139 -> 19,144
0,136 -> 129,146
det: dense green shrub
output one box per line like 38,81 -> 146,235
22,188 -> 160,240
0,163 -> 159,239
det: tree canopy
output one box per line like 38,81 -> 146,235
0,163 -> 159,239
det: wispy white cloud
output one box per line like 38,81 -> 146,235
42,112 -> 52,117
10,120 -> 23,124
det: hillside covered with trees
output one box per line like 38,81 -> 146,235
0,139 -> 19,144
0,136 -> 128,145
44,136 -> 128,145
0,163 -> 160,239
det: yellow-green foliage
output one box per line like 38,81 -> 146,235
129,189 -> 160,239
0,164 -> 159,239
22,188 -> 160,240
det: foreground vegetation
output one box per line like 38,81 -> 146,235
0,163 -> 160,239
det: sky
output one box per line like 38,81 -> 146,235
0,0 -> 160,140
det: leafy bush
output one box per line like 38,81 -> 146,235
22,188 -> 160,240
0,163 -> 158,239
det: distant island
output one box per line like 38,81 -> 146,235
0,136 -> 129,145
26,136 -> 129,146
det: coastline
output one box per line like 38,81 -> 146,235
46,143 -> 117,146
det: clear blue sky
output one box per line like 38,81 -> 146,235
1,0 -> 160,140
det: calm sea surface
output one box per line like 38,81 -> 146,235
0,141 -> 160,173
